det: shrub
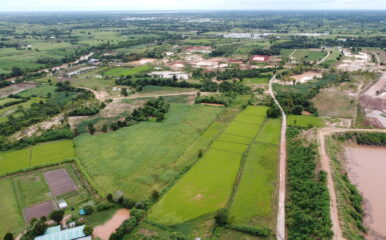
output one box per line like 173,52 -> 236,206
214,208 -> 229,226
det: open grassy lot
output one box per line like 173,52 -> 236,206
147,106 -> 268,224
16,84 -> 56,98
244,77 -> 270,84
292,49 -> 327,61
287,115 -> 325,127
75,104 -> 223,200
14,173 -> 50,208
0,140 -> 76,176
103,65 -> 152,77
322,49 -> 341,67
312,90 -> 356,118
0,178 -> 25,237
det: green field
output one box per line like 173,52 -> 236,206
0,140 -> 76,176
14,173 -> 50,207
148,106 -> 269,224
16,84 -> 56,98
0,97 -> 43,123
292,49 -> 327,61
103,65 -> 152,77
287,115 -> 325,127
0,178 -> 25,237
244,77 -> 270,84
75,104 -> 223,200
230,144 -> 279,225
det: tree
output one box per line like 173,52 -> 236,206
83,205 -> 94,215
214,208 -> 229,226
88,123 -> 95,135
3,233 -> 13,240
102,123 -> 108,133
49,210 -> 65,224
151,190 -> 160,201
83,225 -> 93,236
11,67 -> 22,77
121,88 -> 128,96
266,106 -> 281,118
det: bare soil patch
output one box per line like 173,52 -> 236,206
0,82 -> 38,98
292,71 -> 322,83
93,209 -> 130,240
24,200 -> 56,222
44,169 -> 77,197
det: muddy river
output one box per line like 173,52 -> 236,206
345,145 -> 386,239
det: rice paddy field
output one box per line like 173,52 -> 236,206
147,106 -> 280,225
0,140 -> 76,176
0,178 -> 25,237
75,104 -> 224,200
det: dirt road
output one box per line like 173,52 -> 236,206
318,127 -> 386,240
316,50 -> 331,65
269,75 -> 287,240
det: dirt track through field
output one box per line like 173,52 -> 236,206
93,209 -> 130,240
269,75 -> 286,240
318,128 -> 386,240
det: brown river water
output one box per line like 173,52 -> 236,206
345,145 -> 386,239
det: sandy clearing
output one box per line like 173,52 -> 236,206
93,209 -> 130,240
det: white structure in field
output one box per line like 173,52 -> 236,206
149,71 -> 189,80
58,200 -> 67,209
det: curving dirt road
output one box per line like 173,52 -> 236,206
269,75 -> 287,240
316,49 -> 331,65
318,127 -> 386,240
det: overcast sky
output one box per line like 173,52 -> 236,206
1,0 -> 386,11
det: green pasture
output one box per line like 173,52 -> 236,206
103,65 -> 152,77
16,84 -> 56,98
287,115 -> 325,128
148,106 -> 269,224
244,77 -> 270,84
75,104 -> 223,200
292,49 -> 327,61
0,140 -> 76,176
14,173 -> 50,208
0,178 -> 25,237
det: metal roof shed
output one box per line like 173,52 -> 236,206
34,225 -> 87,240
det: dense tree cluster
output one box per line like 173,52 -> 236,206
195,94 -> 230,106
68,103 -> 105,116
286,126 -> 332,239
338,132 -> 386,146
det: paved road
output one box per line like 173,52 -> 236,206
318,127 -> 386,240
269,75 -> 287,240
